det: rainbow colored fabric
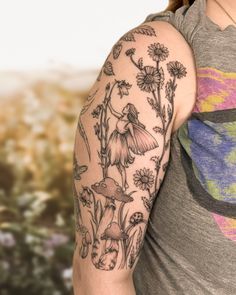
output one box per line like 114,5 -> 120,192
178,67 -> 236,243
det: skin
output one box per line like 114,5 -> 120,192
73,19 -> 197,295
206,0 -> 236,30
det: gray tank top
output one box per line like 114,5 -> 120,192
133,0 -> 236,294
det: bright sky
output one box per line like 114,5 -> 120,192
0,0 -> 167,71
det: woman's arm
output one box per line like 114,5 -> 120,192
73,20 -> 197,295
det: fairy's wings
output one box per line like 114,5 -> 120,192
125,123 -> 159,154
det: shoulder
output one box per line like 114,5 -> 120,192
103,20 -> 196,86
102,20 -> 197,132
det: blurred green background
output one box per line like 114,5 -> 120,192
0,0 -> 167,292
0,69 -> 96,295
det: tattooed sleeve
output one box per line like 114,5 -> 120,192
73,21 -> 191,291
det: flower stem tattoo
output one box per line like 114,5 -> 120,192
74,25 -> 187,271
125,42 -> 187,209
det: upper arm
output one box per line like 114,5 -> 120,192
73,20 -> 196,292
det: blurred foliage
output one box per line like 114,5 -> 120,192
0,70 -> 93,294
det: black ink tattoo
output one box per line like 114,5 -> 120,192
73,153 -> 88,181
128,226 -> 143,268
106,102 -> 158,189
79,225 -> 92,259
133,168 -> 157,214
74,26 -> 188,270
97,25 -> 156,82
77,89 -> 98,160
112,42 -> 123,59
126,41 -> 187,197
90,177 -> 133,270
79,186 -> 94,208
133,168 -> 154,192
120,25 -> 156,42
97,58 -> 115,82
74,182 -> 93,259
103,60 -> 115,76
73,182 -> 83,229
92,80 -> 148,184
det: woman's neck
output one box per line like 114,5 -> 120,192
206,0 -> 236,29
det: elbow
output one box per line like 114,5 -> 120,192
73,245 -> 84,295
73,257 -> 134,295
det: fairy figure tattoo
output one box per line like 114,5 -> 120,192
106,101 -> 159,189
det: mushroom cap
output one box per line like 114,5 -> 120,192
129,212 -> 144,225
101,222 -> 128,241
91,177 -> 133,203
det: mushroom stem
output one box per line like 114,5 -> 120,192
118,202 -> 126,269
118,201 -> 125,228
91,198 -> 115,267
79,237 -> 89,259
119,240 -> 127,269
97,239 -> 119,271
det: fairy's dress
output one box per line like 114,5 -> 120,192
106,116 -> 158,167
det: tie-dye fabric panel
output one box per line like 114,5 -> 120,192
187,119 -> 236,203
178,66 -> 236,243
194,67 -> 236,112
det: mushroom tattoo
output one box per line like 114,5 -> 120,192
99,222 -> 128,270
80,229 -> 92,259
91,177 -> 133,269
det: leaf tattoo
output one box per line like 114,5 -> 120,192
121,32 -> 136,42
133,25 -> 156,36
112,42 -> 123,59
121,25 -> 156,42
103,60 -> 115,76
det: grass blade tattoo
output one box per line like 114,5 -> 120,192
77,89 -> 98,160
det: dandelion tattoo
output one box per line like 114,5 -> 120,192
74,25 -> 187,271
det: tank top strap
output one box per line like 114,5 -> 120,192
143,0 -> 206,45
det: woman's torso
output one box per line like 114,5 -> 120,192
133,0 -> 236,294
